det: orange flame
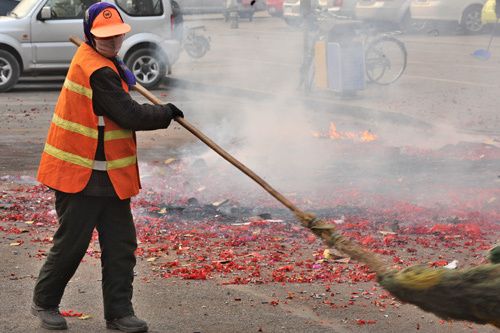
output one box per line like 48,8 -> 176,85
328,123 -> 342,139
313,122 -> 378,143
361,130 -> 377,142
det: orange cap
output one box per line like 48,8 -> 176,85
91,7 -> 131,38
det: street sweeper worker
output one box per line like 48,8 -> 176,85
31,3 -> 183,332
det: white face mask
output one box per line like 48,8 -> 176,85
94,34 -> 124,58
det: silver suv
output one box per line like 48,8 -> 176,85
0,0 -> 181,92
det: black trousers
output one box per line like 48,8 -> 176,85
33,191 -> 137,320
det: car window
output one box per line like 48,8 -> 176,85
0,0 -> 20,16
45,0 -> 99,19
115,0 -> 164,16
45,0 -> 80,19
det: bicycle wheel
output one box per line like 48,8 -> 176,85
184,36 -> 209,59
365,36 -> 407,85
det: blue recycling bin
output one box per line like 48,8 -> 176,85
326,41 -> 365,93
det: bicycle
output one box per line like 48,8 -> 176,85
298,9 -> 407,92
363,28 -> 407,85
183,26 -> 211,59
171,0 -> 211,59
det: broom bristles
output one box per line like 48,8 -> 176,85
378,264 -> 500,326
300,215 -> 500,328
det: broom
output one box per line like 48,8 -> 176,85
69,36 -> 500,329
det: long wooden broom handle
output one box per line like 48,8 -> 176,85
69,36 -> 389,275
69,36 -> 308,222
134,56 -> 389,275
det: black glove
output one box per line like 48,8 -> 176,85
167,103 -> 184,119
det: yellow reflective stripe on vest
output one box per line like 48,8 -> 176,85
104,130 -> 133,141
53,113 -> 132,142
52,114 -> 98,139
44,143 -> 136,171
44,143 -> 93,169
107,155 -> 137,170
64,78 -> 92,99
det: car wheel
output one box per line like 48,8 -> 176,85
0,50 -> 20,92
126,48 -> 166,89
461,5 -> 484,34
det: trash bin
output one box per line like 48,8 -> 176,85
326,41 -> 365,93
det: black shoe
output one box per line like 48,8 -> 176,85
106,315 -> 148,332
31,304 -> 68,330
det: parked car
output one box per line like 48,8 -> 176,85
355,0 -> 421,31
0,0 -> 20,16
266,0 -> 283,16
283,0 -> 357,27
0,0 -> 181,92
410,0 -> 487,34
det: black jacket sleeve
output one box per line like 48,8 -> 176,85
89,67 -> 175,131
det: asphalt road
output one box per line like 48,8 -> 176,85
1,13 -> 500,333
7,13 -> 500,146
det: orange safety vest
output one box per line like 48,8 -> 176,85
37,42 -> 141,199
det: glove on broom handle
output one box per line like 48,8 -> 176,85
69,36 -> 389,276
